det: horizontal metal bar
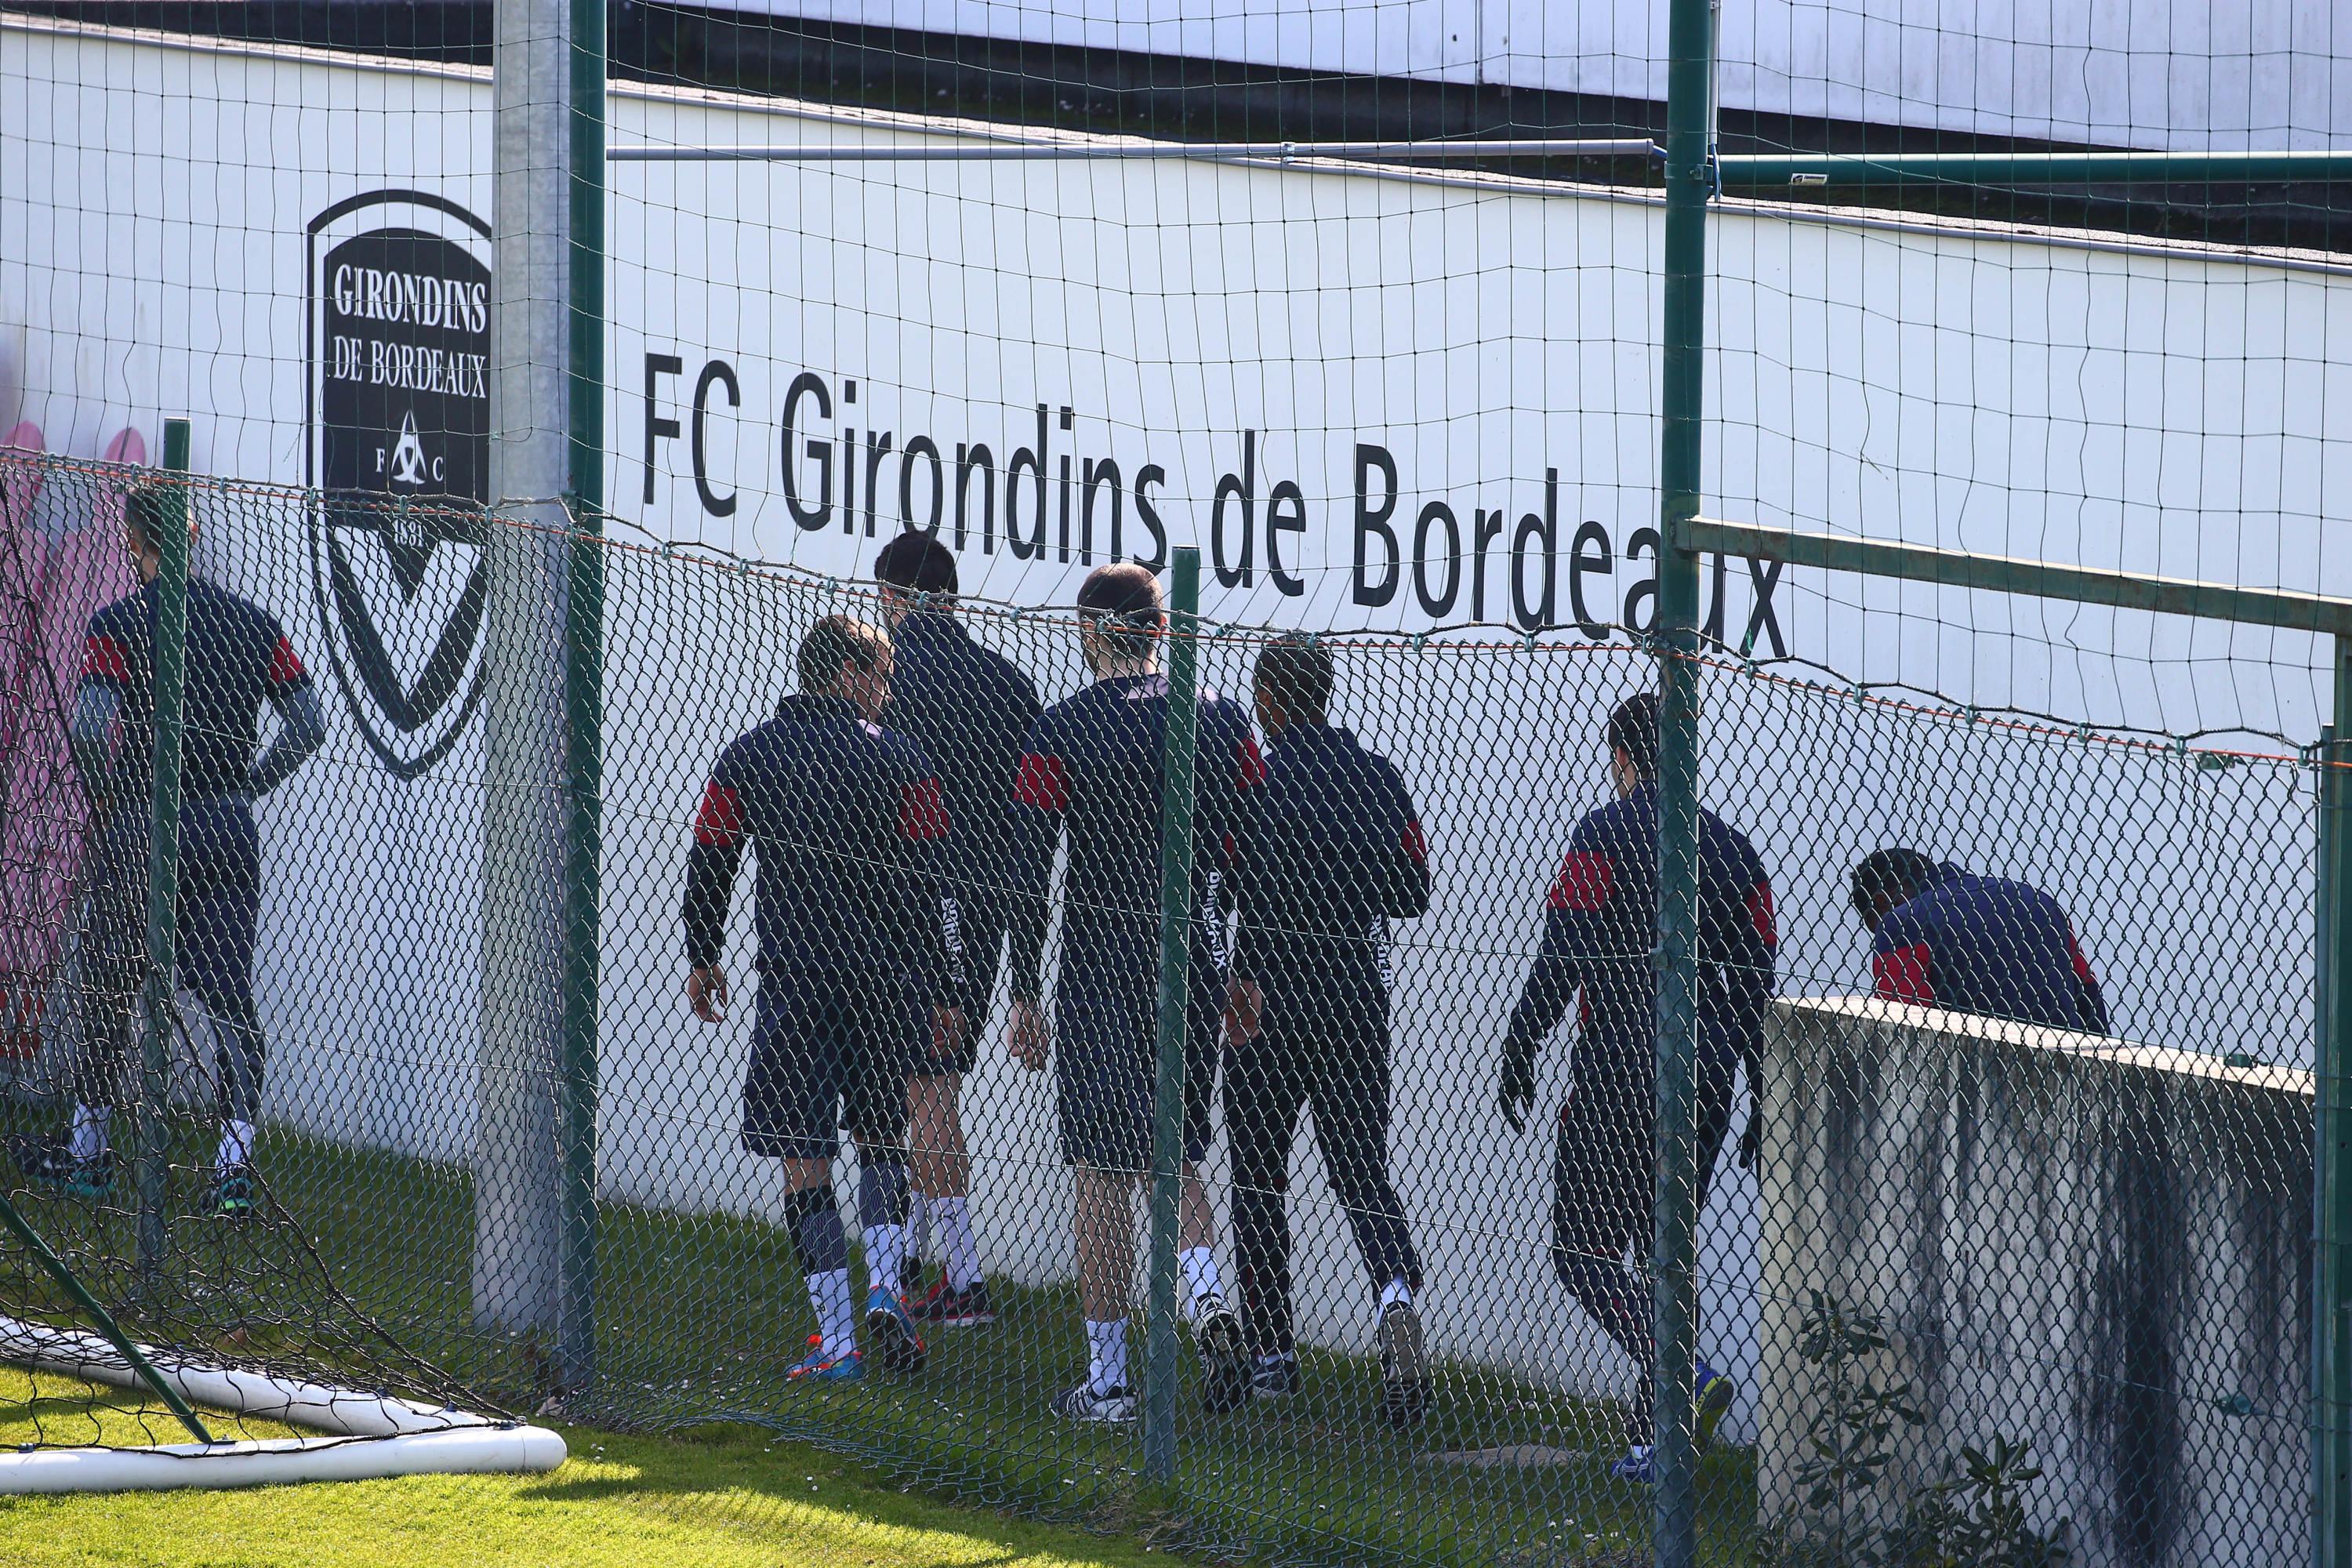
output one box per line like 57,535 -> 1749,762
1715,150 -> 2352,189
610,138 -> 1662,164
1686,517 -> 2352,636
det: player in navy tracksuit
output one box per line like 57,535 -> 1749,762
1221,633 -> 1432,1425
1006,562 -> 1258,1423
1849,848 -> 2108,1034
874,532 -> 1042,1327
1497,692 -> 1776,1484
683,615 -> 959,1384
13,485 -> 325,1217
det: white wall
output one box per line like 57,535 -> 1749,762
2,18 -> 2343,1432
695,0 -> 2352,151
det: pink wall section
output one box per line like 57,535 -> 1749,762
0,427 -> 140,1057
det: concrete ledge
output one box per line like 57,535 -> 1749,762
1759,996 -> 2309,1568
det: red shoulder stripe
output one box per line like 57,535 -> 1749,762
899,777 -> 950,842
693,782 -> 745,848
1402,819 -> 1429,868
2067,929 -> 2096,987
1872,942 -> 1933,1006
1747,881 -> 1777,947
1014,753 -> 1071,811
267,635 -> 307,687
1548,850 -> 1613,912
83,634 -> 131,683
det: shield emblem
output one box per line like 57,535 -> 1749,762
305,191 -> 493,779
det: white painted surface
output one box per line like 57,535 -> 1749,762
1759,996 -> 2308,1565
0,21 -> 2340,1436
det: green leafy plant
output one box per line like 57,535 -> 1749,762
1762,1293 -> 2067,1568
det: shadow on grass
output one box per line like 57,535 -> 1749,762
0,1108 -> 1762,1567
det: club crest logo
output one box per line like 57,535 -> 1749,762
305,191 -> 492,779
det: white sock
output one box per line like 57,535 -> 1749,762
935,1196 -> 984,1290
68,1105 -> 110,1162
808,1268 -> 856,1359
216,1119 -> 256,1171
1086,1317 -> 1130,1395
865,1224 -> 908,1302
1377,1276 -> 1414,1317
906,1192 -> 933,1276
1181,1247 -> 1223,1318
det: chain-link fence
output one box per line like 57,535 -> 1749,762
0,449 -> 2319,1561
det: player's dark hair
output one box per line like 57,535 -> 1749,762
1605,691 -> 1661,779
797,615 -> 888,697
873,531 -> 958,599
1254,633 -> 1334,723
124,485 -> 174,552
1852,847 -> 1938,920
1076,561 -> 1163,662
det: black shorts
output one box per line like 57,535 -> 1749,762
85,798 -> 260,1009
1053,956 -> 1220,1173
741,971 -> 914,1161
918,887 -> 1008,1078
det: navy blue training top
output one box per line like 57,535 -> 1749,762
1505,781 -> 1777,1072
1871,862 -> 2108,1035
882,608 -> 1042,898
1007,673 -> 1261,1003
682,692 -> 953,1000
1229,720 -> 1429,1010
83,578 -> 310,803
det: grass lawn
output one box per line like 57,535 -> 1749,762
2,1114 -> 1755,1566
0,1371 -> 1178,1568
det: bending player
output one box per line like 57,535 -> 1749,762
1006,562 -> 1257,1423
1848,847 -> 2108,1034
1495,692 -> 1776,1483
684,615 -> 960,1383
1222,633 -> 1432,1425
873,532 -> 1042,1326
13,483 -> 325,1217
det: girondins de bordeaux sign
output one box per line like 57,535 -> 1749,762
305,191 -> 492,780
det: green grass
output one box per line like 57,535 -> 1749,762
1,1112 -> 1761,1566
0,1370 -> 1180,1568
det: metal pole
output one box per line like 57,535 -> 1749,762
1653,0 -> 1715,1558
0,1188 -> 212,1445
555,0 -> 605,1399
136,418 -> 191,1282
608,139 -> 1663,165
1143,545 -> 1201,1486
2316,639 -> 2352,1568
477,0 -> 575,1348
1686,517 -> 2352,639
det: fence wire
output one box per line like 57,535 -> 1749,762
0,452 -> 2320,1566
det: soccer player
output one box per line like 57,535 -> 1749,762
1006,561 -> 1256,1423
1496,691 -> 1776,1484
11,484 -> 325,1216
683,615 -> 960,1384
1849,848 -> 2109,1034
1222,633 -> 1432,1425
873,532 -> 1042,1327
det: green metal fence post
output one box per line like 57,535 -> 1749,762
557,0 -> 607,1397
1654,0 -> 1715,1560
1144,545 -> 1202,1487
0,1189 -> 211,1444
136,418 -> 192,1282
2317,640 -> 2352,1568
